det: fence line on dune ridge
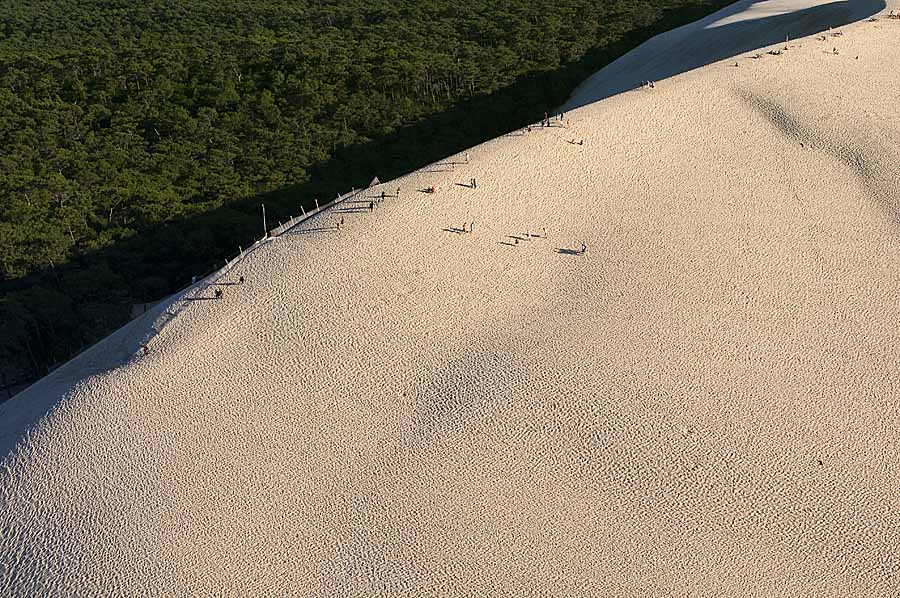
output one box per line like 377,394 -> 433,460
141,176 -> 385,349
166,175 -> 383,307
2,176 -> 385,403
268,176 -> 380,238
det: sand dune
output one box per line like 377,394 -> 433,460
563,0 -> 885,109
2,1 -> 900,595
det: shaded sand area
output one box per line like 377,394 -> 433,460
2,1 -> 900,595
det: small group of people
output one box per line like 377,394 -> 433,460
470,178 -> 477,189
462,222 -> 475,234
642,80 -> 656,89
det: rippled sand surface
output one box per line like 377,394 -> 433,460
2,2 -> 899,595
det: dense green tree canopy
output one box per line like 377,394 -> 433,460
0,0 -> 733,390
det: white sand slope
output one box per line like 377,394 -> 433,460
563,0 -> 885,109
3,2 -> 900,595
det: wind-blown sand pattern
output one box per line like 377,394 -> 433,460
2,1 -> 900,595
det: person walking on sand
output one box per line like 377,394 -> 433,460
239,276 -> 245,285
470,221 -> 475,234
369,201 -> 374,211
215,288 -> 223,299
580,241 -> 587,254
463,222 -> 467,233
542,227 -> 547,239
465,152 -> 470,163
381,190 -> 386,202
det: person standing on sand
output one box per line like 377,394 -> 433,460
381,190 -> 386,202
396,187 -> 400,197
339,215 -> 345,229
239,276 -> 245,285
542,227 -> 547,239
466,152 -> 470,163
580,241 -> 587,254
471,221 -> 475,234
369,201 -> 374,211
